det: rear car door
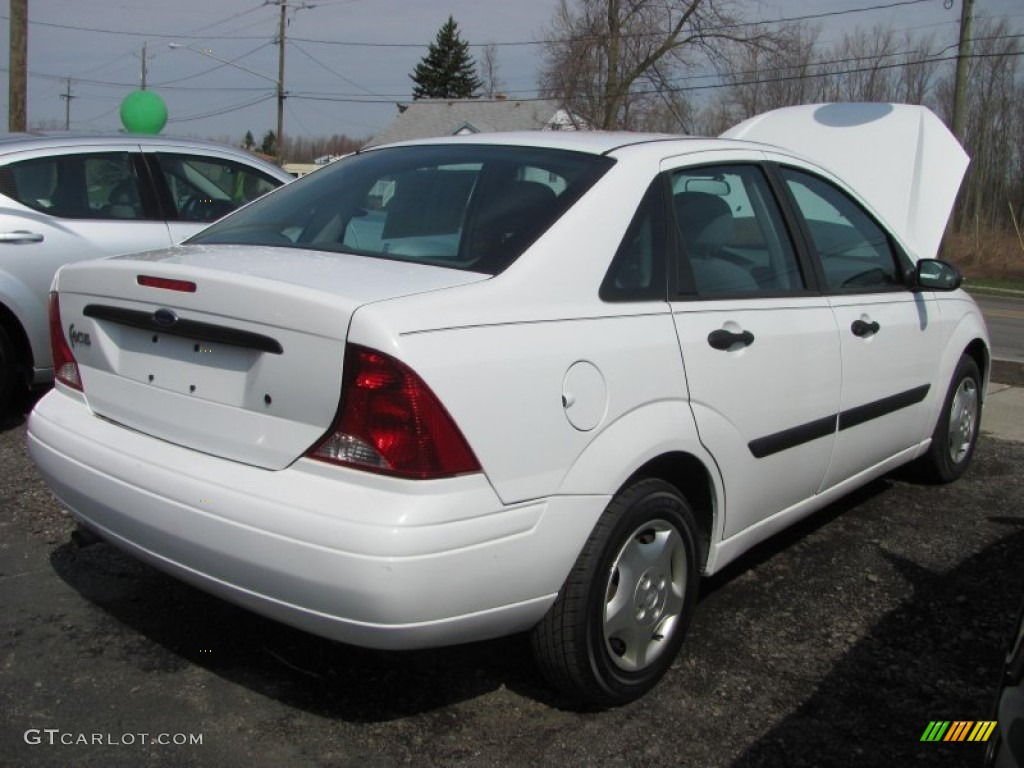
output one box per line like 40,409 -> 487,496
774,163 -> 942,490
0,145 -> 174,371
665,156 -> 842,539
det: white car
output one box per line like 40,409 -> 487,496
27,103 -> 989,707
0,134 -> 291,412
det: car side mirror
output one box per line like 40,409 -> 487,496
907,258 -> 962,292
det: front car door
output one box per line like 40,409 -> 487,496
665,154 -> 842,540
773,161 -> 942,490
145,151 -> 283,243
0,145 -> 173,380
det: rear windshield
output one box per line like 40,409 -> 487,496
190,144 -> 614,275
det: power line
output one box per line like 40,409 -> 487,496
181,2 -> 269,37
292,0 -> 943,47
287,40 -> 385,98
0,0 -> 944,47
8,27 -> 1018,103
0,65 -> 274,92
284,47 -> 1024,105
166,93 -> 276,123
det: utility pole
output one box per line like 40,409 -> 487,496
9,0 -> 28,131
944,0 -> 974,245
950,0 -> 974,143
277,2 -> 286,161
133,42 -> 151,89
60,77 -> 74,130
270,0 -> 313,163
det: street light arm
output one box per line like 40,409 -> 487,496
167,40 -> 285,163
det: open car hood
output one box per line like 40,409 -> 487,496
722,103 -> 968,261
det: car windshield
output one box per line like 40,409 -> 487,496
189,144 -> 614,275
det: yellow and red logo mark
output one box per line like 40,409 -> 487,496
920,721 -> 997,742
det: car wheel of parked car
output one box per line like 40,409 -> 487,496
917,354 -> 982,483
0,325 -> 20,415
531,478 -> 700,707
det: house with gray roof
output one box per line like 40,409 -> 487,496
365,98 -> 582,148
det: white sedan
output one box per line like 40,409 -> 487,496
27,103 -> 989,707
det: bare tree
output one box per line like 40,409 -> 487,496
712,22 -> 822,127
895,31 -> 938,104
937,18 -> 1023,232
538,0 -> 762,130
479,43 -> 503,98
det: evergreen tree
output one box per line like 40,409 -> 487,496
410,17 -> 482,100
260,130 -> 276,156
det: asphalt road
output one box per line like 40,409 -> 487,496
972,293 -> 1024,363
1,391 -> 1022,768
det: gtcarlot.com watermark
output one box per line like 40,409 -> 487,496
24,729 -> 203,747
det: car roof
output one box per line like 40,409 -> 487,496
364,130 -> 734,156
0,132 -> 291,181
0,132 -> 250,153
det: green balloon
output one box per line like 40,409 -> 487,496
120,90 -> 168,134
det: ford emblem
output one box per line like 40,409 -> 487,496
153,308 -> 178,327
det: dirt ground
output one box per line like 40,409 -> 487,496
1,394 -> 1021,767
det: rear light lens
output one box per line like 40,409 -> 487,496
308,345 -> 481,479
48,293 -> 82,391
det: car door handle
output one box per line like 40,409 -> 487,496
851,319 -> 880,337
0,230 -> 44,243
707,329 -> 755,350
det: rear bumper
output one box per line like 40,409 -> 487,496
27,389 -> 607,649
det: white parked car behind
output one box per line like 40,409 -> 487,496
28,104 -> 989,706
0,133 -> 291,412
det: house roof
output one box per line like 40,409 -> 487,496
365,99 -> 569,148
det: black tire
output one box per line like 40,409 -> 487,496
530,478 -> 700,708
0,324 -> 21,416
916,354 -> 982,483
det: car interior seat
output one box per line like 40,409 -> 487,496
470,180 -> 557,271
105,179 -> 141,219
674,191 -> 757,294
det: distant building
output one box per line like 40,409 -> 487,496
282,154 -> 350,178
282,163 -> 320,178
364,98 -> 584,148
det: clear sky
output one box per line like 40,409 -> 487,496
1,0 -> 1021,144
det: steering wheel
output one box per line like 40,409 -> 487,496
179,194 -> 205,221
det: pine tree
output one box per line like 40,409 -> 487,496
410,16 -> 482,100
260,130 -> 276,156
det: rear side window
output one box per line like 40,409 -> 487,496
0,152 -> 145,220
671,165 -> 804,296
153,153 -> 280,223
191,145 -> 614,275
780,167 -> 902,292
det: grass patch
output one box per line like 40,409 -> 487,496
963,276 -> 1024,295
946,229 -> 1024,280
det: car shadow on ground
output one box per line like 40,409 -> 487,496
45,481 -> 899,721
731,523 -> 1024,768
0,386 -> 47,433
48,537 -> 557,720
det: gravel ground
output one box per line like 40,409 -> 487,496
1,390 -> 1021,768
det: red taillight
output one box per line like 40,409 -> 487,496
48,293 -> 82,391
137,275 -> 197,292
308,345 -> 481,479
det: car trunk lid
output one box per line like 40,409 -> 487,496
54,244 -> 488,470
